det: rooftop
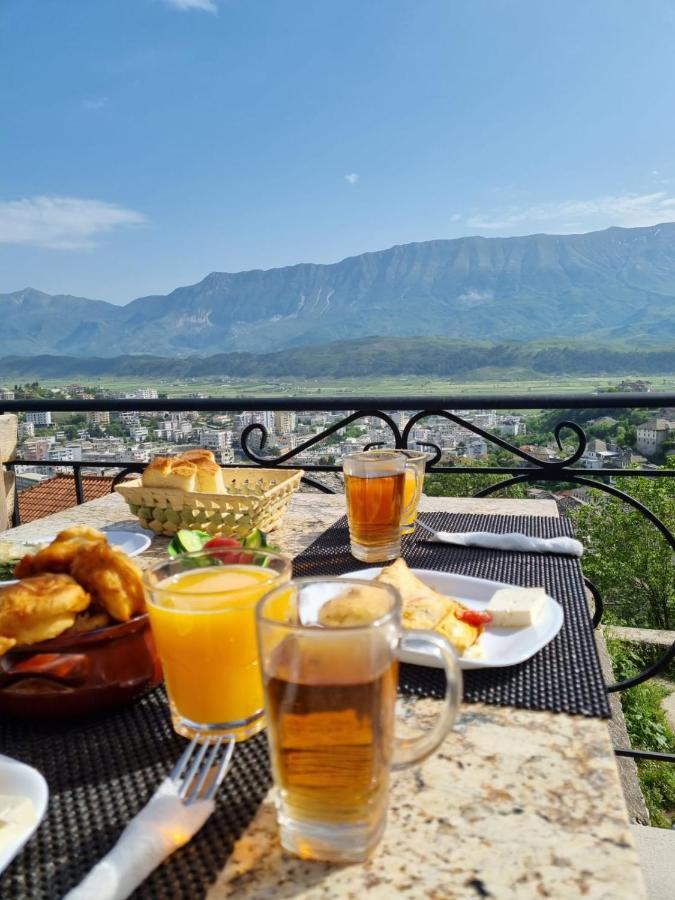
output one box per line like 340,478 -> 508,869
16,473 -> 114,524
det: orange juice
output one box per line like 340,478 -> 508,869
402,467 -> 422,533
148,565 -> 280,741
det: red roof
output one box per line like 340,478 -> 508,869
16,474 -> 114,524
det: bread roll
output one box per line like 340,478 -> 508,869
142,457 -> 174,487
194,459 -> 225,493
163,461 -> 197,491
181,449 -> 216,465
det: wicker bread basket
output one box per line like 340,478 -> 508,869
115,467 -> 304,537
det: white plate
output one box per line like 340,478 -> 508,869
0,754 -> 49,875
339,568 -> 564,670
0,530 -> 152,584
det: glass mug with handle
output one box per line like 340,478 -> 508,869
256,578 -> 462,863
343,450 -> 423,562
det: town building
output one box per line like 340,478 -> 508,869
26,410 -> 52,426
636,419 -> 673,456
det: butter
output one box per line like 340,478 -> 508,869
0,794 -> 36,851
487,587 -> 547,627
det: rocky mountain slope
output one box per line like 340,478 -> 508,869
3,223 -> 675,356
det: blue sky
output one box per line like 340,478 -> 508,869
2,0 -> 675,303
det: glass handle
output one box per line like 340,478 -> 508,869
391,630 -> 462,771
400,462 -> 421,524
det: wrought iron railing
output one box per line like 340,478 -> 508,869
2,392 -> 675,769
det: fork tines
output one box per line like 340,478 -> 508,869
170,735 -> 235,805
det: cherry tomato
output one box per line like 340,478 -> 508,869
456,609 -> 493,627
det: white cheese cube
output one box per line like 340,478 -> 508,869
487,587 -> 547,627
0,794 -> 36,851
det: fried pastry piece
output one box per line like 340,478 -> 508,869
14,526 -> 106,578
69,543 -> 145,622
64,610 -> 112,635
0,574 -> 91,655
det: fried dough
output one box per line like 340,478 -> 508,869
69,543 -> 145,622
318,584 -> 393,627
0,574 -> 91,654
14,526 -> 105,578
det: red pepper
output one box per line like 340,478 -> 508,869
456,608 -> 493,627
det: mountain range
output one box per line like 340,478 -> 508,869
3,223 -> 675,357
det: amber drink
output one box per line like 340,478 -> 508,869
257,578 -> 463,862
343,451 -> 413,562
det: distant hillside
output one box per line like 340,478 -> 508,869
3,223 -> 675,356
0,338 -> 673,379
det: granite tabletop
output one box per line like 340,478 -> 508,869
3,490 -> 647,899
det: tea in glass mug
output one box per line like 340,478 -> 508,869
256,578 -> 462,862
343,450 -> 419,562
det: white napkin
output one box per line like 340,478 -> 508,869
426,530 -> 583,557
64,779 -> 214,900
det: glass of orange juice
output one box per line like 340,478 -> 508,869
398,449 -> 428,534
143,547 -> 291,743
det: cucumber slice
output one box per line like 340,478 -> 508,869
243,528 -> 264,549
168,529 -> 210,557
176,529 -> 208,552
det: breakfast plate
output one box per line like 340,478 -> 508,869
0,531 -> 152,584
0,754 -> 48,875
339,568 -> 564,670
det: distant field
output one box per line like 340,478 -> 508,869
27,372 -> 675,399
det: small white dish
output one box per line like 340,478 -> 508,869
0,531 -> 152,584
0,754 -> 49,875
339,567 -> 564,670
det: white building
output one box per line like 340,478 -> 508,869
26,410 -> 52,426
18,421 -> 35,439
125,388 -> 158,400
48,445 -> 82,462
0,387 -> 15,401
636,419 -> 672,456
250,411 -> 275,431
200,429 -> 232,451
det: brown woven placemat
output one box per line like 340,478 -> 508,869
293,511 -> 609,719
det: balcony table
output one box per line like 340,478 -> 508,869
3,491 -> 647,900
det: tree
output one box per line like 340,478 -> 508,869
425,461 -> 527,500
570,463 -> 675,630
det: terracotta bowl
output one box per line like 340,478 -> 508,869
0,614 -> 162,719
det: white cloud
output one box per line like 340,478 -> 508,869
81,97 -> 107,111
163,0 -> 217,12
464,192 -> 675,234
344,173 -> 359,185
0,196 -> 146,249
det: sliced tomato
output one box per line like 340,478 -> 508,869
204,535 -> 253,564
204,536 -> 242,550
456,609 -> 493,627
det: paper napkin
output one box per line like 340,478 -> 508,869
425,530 -> 583,557
64,779 -> 214,900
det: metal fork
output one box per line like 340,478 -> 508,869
170,735 -> 236,805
